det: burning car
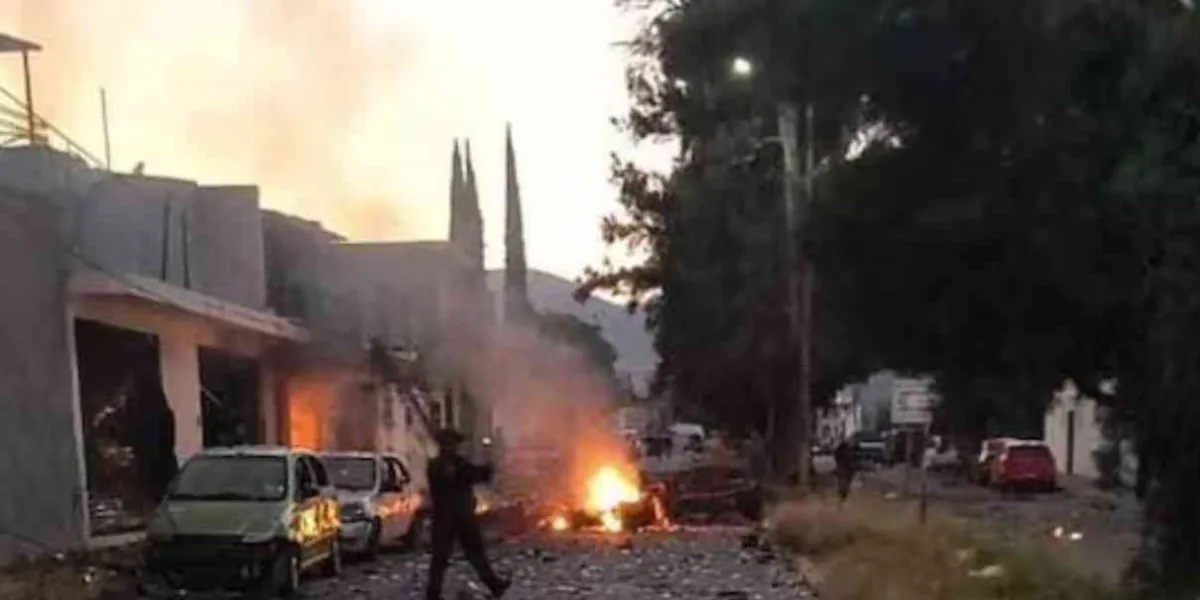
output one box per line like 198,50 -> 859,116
536,465 -> 669,534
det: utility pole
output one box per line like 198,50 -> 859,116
100,88 -> 112,170
778,100 -> 816,489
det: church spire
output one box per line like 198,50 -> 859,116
447,139 -> 466,244
462,139 -> 484,276
504,123 -> 530,321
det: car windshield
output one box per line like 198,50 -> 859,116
324,457 -> 377,491
169,455 -> 287,501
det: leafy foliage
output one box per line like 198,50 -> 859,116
536,312 -> 621,387
588,0 -> 1200,590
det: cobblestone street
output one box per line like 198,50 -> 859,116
304,526 -> 813,600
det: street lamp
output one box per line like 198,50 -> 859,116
731,56 -> 755,78
722,54 -> 817,490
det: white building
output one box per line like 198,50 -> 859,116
818,386 -> 862,445
1044,379 -> 1135,485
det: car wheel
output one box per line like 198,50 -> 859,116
260,545 -> 300,599
401,512 -> 427,552
322,536 -> 343,578
364,519 -> 382,560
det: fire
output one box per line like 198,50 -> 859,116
584,466 -> 641,533
550,515 -> 570,531
600,512 -> 623,533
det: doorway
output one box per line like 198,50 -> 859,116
73,319 -> 177,536
199,347 -> 262,447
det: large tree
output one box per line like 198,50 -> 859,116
536,312 -> 620,386
586,0 -> 1200,592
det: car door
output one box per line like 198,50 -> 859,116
383,457 -> 415,538
291,455 -> 325,565
301,455 -> 340,559
375,457 -> 401,541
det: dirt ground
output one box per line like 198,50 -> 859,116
860,465 -> 1141,585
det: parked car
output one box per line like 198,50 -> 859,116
989,440 -> 1057,491
140,446 -> 342,598
923,436 -> 961,472
973,437 -> 1018,485
852,432 -> 888,466
321,451 -> 424,559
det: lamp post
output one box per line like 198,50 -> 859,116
731,57 -> 816,489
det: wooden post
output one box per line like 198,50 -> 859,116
919,422 -> 931,524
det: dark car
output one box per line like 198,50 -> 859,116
851,433 -> 888,466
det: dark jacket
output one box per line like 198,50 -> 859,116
834,441 -> 857,474
427,453 -> 493,519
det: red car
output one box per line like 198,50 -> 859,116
989,441 -> 1057,491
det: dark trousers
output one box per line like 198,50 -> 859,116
426,515 -> 503,600
836,469 -> 854,502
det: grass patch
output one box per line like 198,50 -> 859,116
771,492 -> 1126,600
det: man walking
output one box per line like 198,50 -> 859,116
425,428 -> 510,600
833,437 -> 858,506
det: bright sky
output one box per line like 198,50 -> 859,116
0,0 -> 667,281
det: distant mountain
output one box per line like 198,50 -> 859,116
486,270 -> 657,394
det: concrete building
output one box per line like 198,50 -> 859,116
0,146 -> 306,555
0,144 -> 495,562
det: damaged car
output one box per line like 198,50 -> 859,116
139,446 -> 343,598
320,451 -> 424,559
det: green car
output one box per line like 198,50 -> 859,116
140,446 -> 343,598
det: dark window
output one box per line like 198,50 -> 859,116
379,458 -> 398,491
294,457 -> 314,499
306,456 -> 330,487
386,457 -> 411,485
199,347 -> 262,448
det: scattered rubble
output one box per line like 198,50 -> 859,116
298,526 -> 814,599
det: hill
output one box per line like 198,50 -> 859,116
486,270 -> 657,394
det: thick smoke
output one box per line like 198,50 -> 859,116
475,318 -> 630,508
0,0 -> 468,240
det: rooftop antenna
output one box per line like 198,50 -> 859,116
0,33 -> 42,144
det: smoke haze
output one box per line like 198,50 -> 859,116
0,0 -> 647,279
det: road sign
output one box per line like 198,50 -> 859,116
891,378 -> 936,425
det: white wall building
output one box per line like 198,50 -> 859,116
818,386 -> 862,445
1044,379 -> 1135,485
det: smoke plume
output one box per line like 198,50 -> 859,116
0,0 -> 480,240
476,318 -> 630,507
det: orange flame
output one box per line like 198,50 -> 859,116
584,466 -> 640,533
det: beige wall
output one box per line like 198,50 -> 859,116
70,294 -> 284,463
1045,382 -> 1105,479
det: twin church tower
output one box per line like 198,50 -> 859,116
446,124 -> 532,326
